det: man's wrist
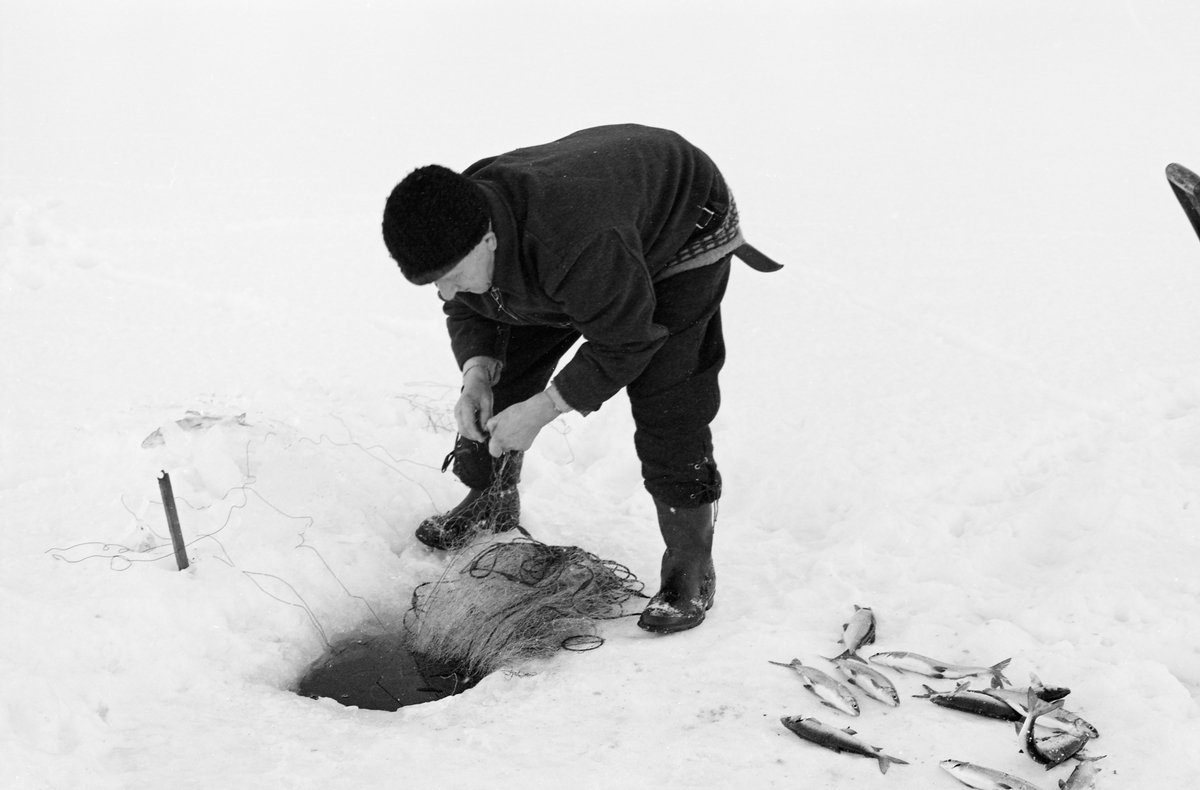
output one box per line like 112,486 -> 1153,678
535,391 -> 563,424
462,356 -> 501,385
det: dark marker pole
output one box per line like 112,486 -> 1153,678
158,472 -> 189,571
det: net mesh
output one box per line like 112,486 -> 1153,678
403,537 -> 645,680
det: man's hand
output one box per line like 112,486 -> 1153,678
484,392 -> 560,457
455,366 -> 494,442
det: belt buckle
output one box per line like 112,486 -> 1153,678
695,206 -> 716,230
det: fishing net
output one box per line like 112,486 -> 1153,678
403,536 -> 646,680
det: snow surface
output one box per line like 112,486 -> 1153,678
3,1 -> 1200,787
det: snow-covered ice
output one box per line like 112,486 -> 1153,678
2,2 -> 1199,788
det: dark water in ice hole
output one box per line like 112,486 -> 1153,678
294,632 -> 480,711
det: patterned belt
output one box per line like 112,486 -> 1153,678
655,195 -> 746,283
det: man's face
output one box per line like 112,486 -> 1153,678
435,229 -> 496,301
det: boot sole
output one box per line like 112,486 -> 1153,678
636,598 -> 714,634
637,612 -> 706,633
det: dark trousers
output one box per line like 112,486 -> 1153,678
453,257 -> 730,509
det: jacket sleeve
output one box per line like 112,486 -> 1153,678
443,299 -> 511,371
546,228 -> 669,413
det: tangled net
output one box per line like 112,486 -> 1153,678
403,537 -> 645,680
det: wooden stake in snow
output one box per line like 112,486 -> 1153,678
157,472 -> 189,571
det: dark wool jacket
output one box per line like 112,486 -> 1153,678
444,124 -> 726,414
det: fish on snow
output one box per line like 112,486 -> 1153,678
781,715 -> 909,774
916,682 -> 1022,721
869,651 -> 1012,688
985,688 -> 1099,739
940,759 -> 1044,790
919,682 -> 1097,743
770,659 -> 860,716
825,655 -> 900,707
984,674 -> 1099,739
832,605 -> 876,659
1016,689 -> 1091,769
1058,756 -> 1103,790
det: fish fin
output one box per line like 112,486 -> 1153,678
990,658 -> 1013,688
854,604 -> 862,612
1028,692 -> 1065,718
875,750 -> 908,774
823,650 -> 853,662
913,685 -> 936,699
842,727 -> 857,736
769,659 -> 800,669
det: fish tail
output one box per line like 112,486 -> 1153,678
1029,696 -> 1064,719
1019,691 -> 1065,744
822,650 -> 858,662
989,658 -> 1013,688
875,750 -> 909,774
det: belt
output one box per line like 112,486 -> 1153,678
693,199 -> 783,274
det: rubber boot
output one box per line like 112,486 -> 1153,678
637,499 -> 716,633
415,452 -> 522,551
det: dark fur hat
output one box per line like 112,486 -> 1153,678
382,165 -> 490,284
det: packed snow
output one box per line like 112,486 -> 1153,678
2,2 -> 1199,788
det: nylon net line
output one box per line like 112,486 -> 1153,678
403,534 -> 646,681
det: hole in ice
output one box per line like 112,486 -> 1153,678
293,632 -> 479,711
